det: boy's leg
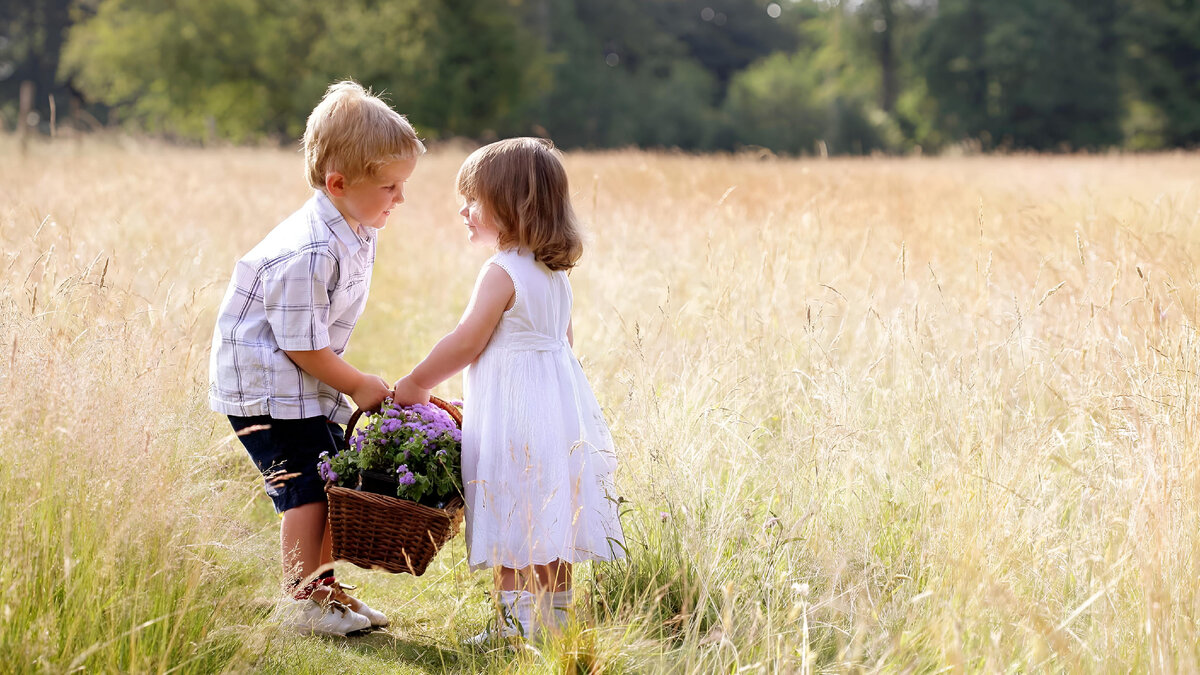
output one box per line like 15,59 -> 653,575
226,416 -> 335,593
281,501 -> 330,588
228,414 -> 371,635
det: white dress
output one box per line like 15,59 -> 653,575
462,249 -> 626,571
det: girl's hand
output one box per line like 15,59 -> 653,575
392,374 -> 431,406
350,374 -> 392,412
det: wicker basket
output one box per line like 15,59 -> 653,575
326,396 -> 465,576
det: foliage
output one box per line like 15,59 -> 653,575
1122,0 -> 1200,148
915,0 -> 1123,150
321,399 -> 463,505
4,0 -> 1199,152
59,0 -> 540,142
724,34 -> 899,155
0,0 -> 73,131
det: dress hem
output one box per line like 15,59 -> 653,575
467,549 -> 627,572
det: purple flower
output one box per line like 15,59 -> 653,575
396,464 -> 416,486
318,461 -> 338,482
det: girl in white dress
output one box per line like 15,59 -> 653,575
393,137 -> 625,641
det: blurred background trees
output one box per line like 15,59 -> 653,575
2,0 -> 1198,154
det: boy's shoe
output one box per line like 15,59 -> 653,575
316,579 -> 388,627
279,597 -> 371,636
331,585 -> 389,627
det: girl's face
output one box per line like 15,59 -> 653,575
459,198 -> 501,248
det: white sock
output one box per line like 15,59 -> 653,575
499,590 -> 539,638
540,589 -> 574,631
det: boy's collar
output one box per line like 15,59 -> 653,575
313,190 -> 374,248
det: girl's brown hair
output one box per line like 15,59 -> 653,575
456,137 -> 582,271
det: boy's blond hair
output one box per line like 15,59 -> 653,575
304,80 -> 425,190
456,137 -> 583,272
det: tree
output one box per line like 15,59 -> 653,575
513,0 -> 724,149
915,0 -> 1123,150
725,27 -> 899,157
850,0 -> 936,115
1123,0 -> 1200,147
60,0 -> 542,142
0,0 -> 75,132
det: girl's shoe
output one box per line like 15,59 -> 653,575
279,597 -> 371,636
539,589 -> 573,636
464,590 -> 536,646
463,619 -> 522,646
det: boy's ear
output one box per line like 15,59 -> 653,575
325,172 -> 347,197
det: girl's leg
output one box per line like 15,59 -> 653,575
530,560 -> 574,636
489,562 -> 576,639
498,562 -> 571,591
497,566 -> 532,591
535,560 -> 573,592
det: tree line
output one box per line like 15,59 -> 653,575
2,0 -> 1198,154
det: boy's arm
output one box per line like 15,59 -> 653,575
284,347 -> 391,412
392,264 -> 514,404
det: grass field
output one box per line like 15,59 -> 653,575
2,137 -> 1199,672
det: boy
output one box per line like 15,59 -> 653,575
209,80 -> 423,636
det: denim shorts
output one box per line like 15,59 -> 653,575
228,415 -> 347,513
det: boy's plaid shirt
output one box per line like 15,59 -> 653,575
209,191 -> 376,424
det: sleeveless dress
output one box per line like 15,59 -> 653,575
462,249 -> 626,571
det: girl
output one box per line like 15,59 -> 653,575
392,137 -> 625,642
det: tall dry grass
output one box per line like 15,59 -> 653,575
2,136 -> 1199,672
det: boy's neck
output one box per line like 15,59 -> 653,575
324,192 -> 366,236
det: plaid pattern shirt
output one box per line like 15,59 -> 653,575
209,190 -> 376,424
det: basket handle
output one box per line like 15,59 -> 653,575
343,395 -> 463,446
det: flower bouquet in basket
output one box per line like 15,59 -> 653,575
321,396 -> 465,576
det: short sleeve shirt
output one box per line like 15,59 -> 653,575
209,191 -> 376,424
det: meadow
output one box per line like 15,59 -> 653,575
2,137 -> 1198,673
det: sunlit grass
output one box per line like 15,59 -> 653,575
3,135 -> 1199,672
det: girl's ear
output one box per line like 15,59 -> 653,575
325,172 -> 347,196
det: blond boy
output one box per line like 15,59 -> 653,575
209,81 -> 423,636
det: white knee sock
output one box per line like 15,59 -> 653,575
499,590 -> 539,638
540,589 -> 574,631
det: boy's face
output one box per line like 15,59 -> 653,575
331,157 -> 419,232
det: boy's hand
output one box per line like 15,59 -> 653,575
392,374 -> 431,406
350,374 -> 392,412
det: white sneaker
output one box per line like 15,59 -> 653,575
345,596 -> 388,628
464,590 -> 535,646
279,598 -> 371,636
327,582 -> 389,627
463,618 -> 522,646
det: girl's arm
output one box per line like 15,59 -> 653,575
392,264 -> 515,404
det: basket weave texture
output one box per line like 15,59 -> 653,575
326,396 -> 465,576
